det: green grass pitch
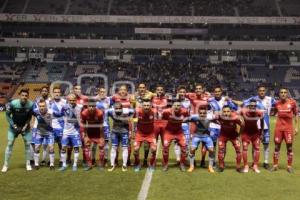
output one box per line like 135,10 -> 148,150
0,112 -> 299,200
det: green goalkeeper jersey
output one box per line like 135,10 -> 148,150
6,99 -> 34,129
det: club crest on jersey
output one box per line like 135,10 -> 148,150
287,104 -> 291,109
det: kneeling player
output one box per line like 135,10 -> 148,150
33,99 -> 55,170
59,94 -> 82,172
81,99 -> 105,171
133,100 -> 157,172
187,107 -> 215,173
218,106 -> 244,172
108,103 -> 134,172
240,99 -> 264,173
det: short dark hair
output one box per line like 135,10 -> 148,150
19,88 -> 29,95
53,86 -> 61,92
249,99 -> 257,103
39,98 -> 46,103
214,85 -> 222,91
257,84 -> 266,90
177,85 -> 186,91
41,86 -> 49,91
195,83 -> 204,88
222,105 -> 231,110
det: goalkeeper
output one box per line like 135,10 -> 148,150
1,88 -> 34,173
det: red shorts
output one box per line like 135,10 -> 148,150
134,131 -> 157,149
84,137 -> 105,147
218,135 -> 241,147
274,129 -> 294,144
241,133 -> 260,144
163,130 -> 186,148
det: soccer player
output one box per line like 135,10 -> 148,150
49,86 -> 66,167
111,85 -> 134,166
132,83 -> 155,167
133,100 -> 157,172
162,100 -> 189,171
33,99 -> 55,170
95,87 -> 112,166
175,86 -> 191,165
243,85 -> 276,169
81,98 -> 105,171
186,83 -> 211,114
217,106 -> 244,172
107,102 -> 134,172
203,86 -> 237,168
270,88 -> 298,173
67,84 -> 87,165
59,94 -> 82,172
2,88 -> 34,172
32,86 -> 51,166
240,99 -> 264,173
187,107 -> 216,173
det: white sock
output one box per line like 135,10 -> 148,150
42,145 -> 47,161
34,153 -> 40,166
122,147 -> 128,167
104,143 -> 109,159
73,152 -> 79,167
49,153 -> 55,166
30,145 -> 34,160
174,144 -> 181,161
61,152 -> 67,167
110,146 -> 117,166
264,144 -> 269,163
208,152 -> 214,167
26,160 -> 31,166
189,154 -> 195,168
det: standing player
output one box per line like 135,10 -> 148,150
132,83 -> 155,166
176,86 -> 191,165
162,100 -> 189,171
111,85 -> 134,166
81,98 -> 105,171
217,106 -> 244,172
270,88 -> 298,173
187,107 -> 216,173
240,99 -> 264,173
186,84 -> 210,114
243,85 -> 276,169
95,87 -> 112,166
152,85 -> 168,166
203,86 -> 237,168
107,102 -> 134,172
59,94 -> 82,172
33,99 -> 55,170
133,100 -> 157,172
50,86 -> 66,167
32,86 -> 51,166
2,89 -> 34,172
67,84 -> 88,165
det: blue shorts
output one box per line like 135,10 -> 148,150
53,128 -> 63,143
262,129 -> 270,144
34,134 -> 54,145
209,128 -> 220,142
61,134 -> 82,147
191,135 -> 214,150
111,132 -> 129,147
103,126 -> 111,141
31,128 -> 37,144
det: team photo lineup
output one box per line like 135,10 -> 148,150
3,82 -> 298,174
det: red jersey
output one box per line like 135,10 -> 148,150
240,108 -> 263,134
162,108 -> 189,133
81,108 -> 104,138
275,99 -> 298,131
135,108 -> 156,134
218,112 -> 243,138
112,94 -> 132,108
186,92 -> 210,114
152,96 -> 168,120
